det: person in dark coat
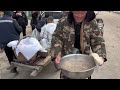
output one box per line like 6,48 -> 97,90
36,13 -> 49,32
30,11 -> 41,31
0,11 -> 23,73
13,11 -> 28,36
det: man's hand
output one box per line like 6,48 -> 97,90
0,48 -> 4,53
90,53 -> 104,66
55,54 -> 61,64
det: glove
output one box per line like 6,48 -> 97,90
55,54 -> 61,64
90,53 -> 104,66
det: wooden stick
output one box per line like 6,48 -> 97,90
30,67 -> 43,77
11,62 -> 40,70
7,65 -> 15,70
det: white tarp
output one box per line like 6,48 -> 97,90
7,37 -> 47,61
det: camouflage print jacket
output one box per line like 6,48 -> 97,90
49,17 -> 107,62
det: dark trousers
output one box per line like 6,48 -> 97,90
22,26 -> 26,36
4,46 -> 16,64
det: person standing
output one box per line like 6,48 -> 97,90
36,13 -> 49,32
30,11 -> 41,31
13,11 -> 28,36
0,11 -> 23,73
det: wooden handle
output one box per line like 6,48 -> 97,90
44,56 -> 52,63
44,56 -> 51,60
42,56 -> 51,66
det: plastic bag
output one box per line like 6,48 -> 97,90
31,28 -> 41,41
39,23 -> 56,49
7,40 -> 19,50
40,38 -> 51,50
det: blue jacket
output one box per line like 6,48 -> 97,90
0,15 -> 23,48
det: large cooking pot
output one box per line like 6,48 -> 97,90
59,54 -> 96,79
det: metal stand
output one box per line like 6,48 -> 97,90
60,72 -> 91,79
88,76 -> 91,79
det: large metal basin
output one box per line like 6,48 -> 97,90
59,54 -> 96,79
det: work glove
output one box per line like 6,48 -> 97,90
55,53 -> 62,64
90,53 -> 104,66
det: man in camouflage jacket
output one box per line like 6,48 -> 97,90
49,11 -> 107,63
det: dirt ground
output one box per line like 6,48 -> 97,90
0,11 -> 120,79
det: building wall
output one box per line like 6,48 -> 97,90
24,11 -> 32,17
24,11 -> 42,17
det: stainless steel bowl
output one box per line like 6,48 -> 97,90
59,54 -> 96,79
